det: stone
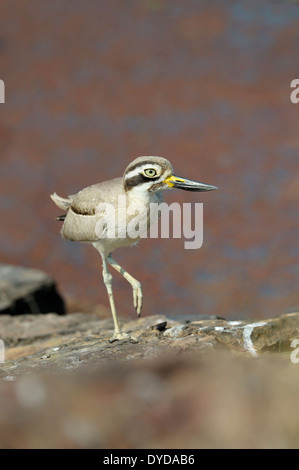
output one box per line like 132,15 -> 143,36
0,310 -> 298,448
0,311 -> 298,377
206,314 -> 299,355
0,264 -> 65,315
163,324 -> 189,338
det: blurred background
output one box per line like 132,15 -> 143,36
0,0 -> 298,320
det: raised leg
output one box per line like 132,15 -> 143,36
101,255 -> 130,342
107,254 -> 143,316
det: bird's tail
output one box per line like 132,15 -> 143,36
50,192 -> 72,211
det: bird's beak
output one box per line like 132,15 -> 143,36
163,175 -> 218,192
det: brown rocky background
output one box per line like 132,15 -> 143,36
0,0 -> 298,319
0,0 -> 299,450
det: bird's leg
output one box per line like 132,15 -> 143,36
107,254 -> 143,317
101,255 -> 130,342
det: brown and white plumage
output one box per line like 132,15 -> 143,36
51,156 -> 217,341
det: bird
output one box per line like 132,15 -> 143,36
50,156 -> 218,342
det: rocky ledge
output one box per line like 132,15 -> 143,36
1,311 -> 299,448
1,311 -> 298,377
0,264 -> 65,316
1,264 -> 298,448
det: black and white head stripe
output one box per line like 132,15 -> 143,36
123,156 -> 173,191
124,163 -> 162,181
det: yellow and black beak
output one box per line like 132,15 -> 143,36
163,175 -> 218,192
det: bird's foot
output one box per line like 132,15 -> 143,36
109,331 -> 138,343
132,282 -> 143,317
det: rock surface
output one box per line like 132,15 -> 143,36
1,311 -> 298,376
0,311 -> 299,448
0,264 -> 65,316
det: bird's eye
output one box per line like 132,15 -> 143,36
144,168 -> 157,178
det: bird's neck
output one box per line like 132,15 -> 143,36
126,186 -> 163,206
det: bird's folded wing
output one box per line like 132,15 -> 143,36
69,178 -> 124,216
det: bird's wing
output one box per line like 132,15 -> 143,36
69,178 -> 123,215
51,178 -> 124,242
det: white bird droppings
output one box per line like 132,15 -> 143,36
242,322 -> 267,357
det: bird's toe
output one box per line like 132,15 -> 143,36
109,331 -> 138,343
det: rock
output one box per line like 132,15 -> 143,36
0,341 -> 297,449
0,264 -> 65,315
0,311 -> 298,377
0,311 -> 299,448
163,324 -> 188,338
207,313 -> 299,355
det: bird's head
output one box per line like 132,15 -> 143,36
123,156 -> 218,193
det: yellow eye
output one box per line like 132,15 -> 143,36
144,168 -> 157,178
